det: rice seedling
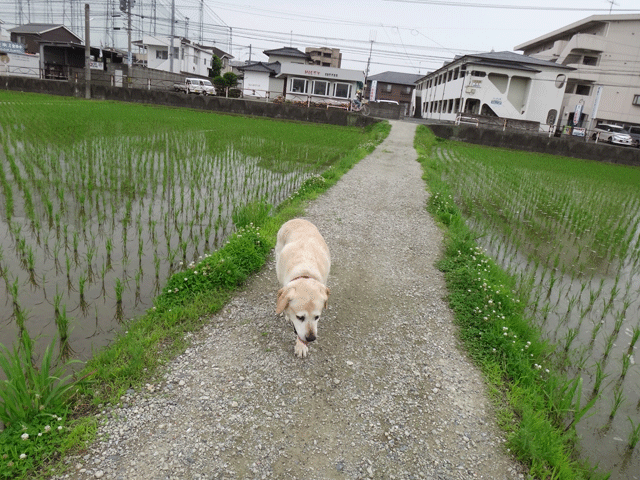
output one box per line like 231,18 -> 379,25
627,417 -> 640,452
609,386 -> 625,422
591,360 -> 609,399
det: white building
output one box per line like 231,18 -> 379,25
515,14 -> 640,131
412,51 -> 573,130
238,47 -> 364,104
139,35 -> 212,77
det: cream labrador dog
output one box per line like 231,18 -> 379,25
275,219 -> 330,358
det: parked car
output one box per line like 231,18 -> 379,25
173,77 -> 215,95
623,125 -> 640,148
591,123 -> 633,146
199,79 -> 216,96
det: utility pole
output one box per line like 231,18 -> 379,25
170,0 -> 175,73
85,3 -> 91,99
199,0 -> 204,43
127,0 -> 132,87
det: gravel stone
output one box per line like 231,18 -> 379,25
53,121 -> 526,479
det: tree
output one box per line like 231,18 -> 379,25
222,72 -> 238,87
210,55 -> 222,78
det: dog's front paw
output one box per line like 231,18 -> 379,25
294,338 -> 309,358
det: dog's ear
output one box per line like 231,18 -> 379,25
276,287 -> 293,314
324,286 -> 330,309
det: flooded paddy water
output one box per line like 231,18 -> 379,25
0,93 -> 369,372
433,144 -> 640,479
0,132 -> 316,361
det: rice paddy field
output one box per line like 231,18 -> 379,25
428,137 -> 640,478
0,90 -> 374,365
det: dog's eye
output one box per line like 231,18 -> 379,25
315,316 -> 319,321
296,315 -> 305,321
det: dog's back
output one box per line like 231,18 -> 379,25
276,219 -> 330,286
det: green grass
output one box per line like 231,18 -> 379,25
0,89 -> 390,478
414,126 -> 610,480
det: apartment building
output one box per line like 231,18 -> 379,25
515,14 -> 640,131
305,47 -> 341,68
412,51 -> 573,129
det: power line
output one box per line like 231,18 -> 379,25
385,0 -> 640,12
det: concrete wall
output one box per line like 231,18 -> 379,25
428,123 -> 640,167
368,102 -> 401,120
0,76 -> 378,128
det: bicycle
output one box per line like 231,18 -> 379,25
350,99 -> 370,116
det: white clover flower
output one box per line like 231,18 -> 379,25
21,433 -> 29,441
44,425 -> 51,432
19,454 -> 26,460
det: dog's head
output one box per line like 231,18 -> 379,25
276,279 -> 330,344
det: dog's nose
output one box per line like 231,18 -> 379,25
305,333 -> 316,343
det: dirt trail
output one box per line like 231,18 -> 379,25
59,121 -> 525,480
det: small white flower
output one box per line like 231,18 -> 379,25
19,454 -> 26,460
44,425 -> 51,432
21,433 -> 29,441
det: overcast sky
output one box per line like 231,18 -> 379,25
2,0 -> 639,75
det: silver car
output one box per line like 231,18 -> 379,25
592,124 -> 633,146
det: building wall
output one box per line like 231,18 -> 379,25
305,47 -> 341,68
242,70 -> 271,98
520,17 -> 640,130
142,36 -> 212,77
366,81 -> 413,106
414,63 -> 565,129
266,54 -> 308,65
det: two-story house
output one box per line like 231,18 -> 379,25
515,14 -> 640,132
412,51 -> 573,130
139,35 -> 213,77
365,71 -> 423,115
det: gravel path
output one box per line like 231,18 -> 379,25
56,121 -> 526,480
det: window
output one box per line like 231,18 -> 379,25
575,84 -> 591,96
156,49 -> 168,60
334,83 -> 351,98
633,95 -> 640,106
470,71 -> 486,77
313,80 -> 329,96
404,86 -> 411,95
290,78 -> 308,93
385,84 -> 392,93
583,55 -> 598,66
